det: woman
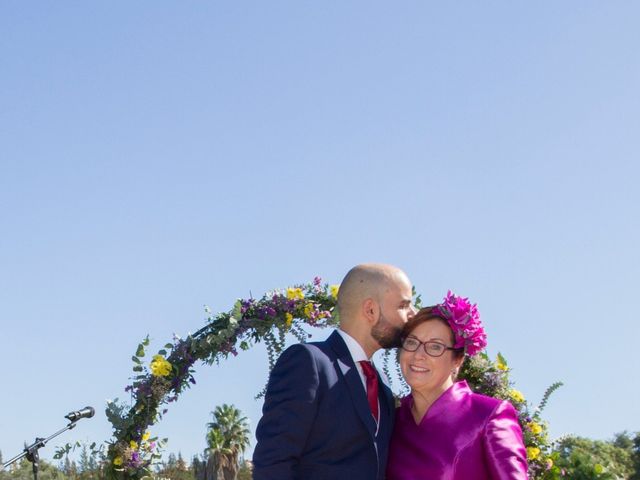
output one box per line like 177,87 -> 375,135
386,292 -> 528,479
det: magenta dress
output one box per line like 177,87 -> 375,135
386,381 -> 528,480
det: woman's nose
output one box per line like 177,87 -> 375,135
413,345 -> 428,359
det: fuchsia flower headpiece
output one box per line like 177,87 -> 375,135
433,291 -> 487,357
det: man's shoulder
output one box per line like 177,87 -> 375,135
282,334 -> 337,360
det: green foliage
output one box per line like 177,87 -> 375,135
631,431 -> 640,480
156,452 -> 193,480
3,458 -> 67,480
0,451 -> 6,480
205,404 -> 250,480
535,382 -> 564,419
553,435 -> 636,479
235,460 -> 252,480
53,442 -> 103,464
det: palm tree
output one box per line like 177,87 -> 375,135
205,404 -> 250,480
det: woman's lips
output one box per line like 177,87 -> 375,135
409,364 -> 429,373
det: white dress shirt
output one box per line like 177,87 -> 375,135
336,329 -> 371,390
336,329 -> 382,434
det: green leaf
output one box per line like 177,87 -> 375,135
133,366 -> 143,372
231,299 -> 243,321
496,352 -> 508,368
164,343 -> 173,349
132,356 -> 142,364
136,344 -> 145,357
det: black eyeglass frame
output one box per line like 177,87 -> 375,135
400,336 -> 461,358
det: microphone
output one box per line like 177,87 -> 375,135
65,406 -> 95,422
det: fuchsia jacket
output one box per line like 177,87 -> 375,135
386,381 -> 528,480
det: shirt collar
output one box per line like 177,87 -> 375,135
336,329 -> 370,363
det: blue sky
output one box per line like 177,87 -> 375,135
1,1 -> 639,465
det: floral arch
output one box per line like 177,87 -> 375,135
104,278 -> 562,480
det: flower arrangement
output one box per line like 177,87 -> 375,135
105,277 -> 339,479
432,291 -> 487,356
110,431 -> 163,474
104,280 -> 561,480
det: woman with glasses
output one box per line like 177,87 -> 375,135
386,292 -> 528,479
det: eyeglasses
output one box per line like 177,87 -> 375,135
401,336 -> 456,358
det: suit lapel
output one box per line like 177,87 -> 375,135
327,331 -> 377,437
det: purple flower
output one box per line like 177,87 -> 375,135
128,451 -> 142,468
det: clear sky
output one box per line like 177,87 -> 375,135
1,0 -> 639,465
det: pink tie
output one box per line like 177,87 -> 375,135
359,360 -> 379,422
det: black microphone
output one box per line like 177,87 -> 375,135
64,406 -> 95,422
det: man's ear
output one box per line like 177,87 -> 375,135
362,298 -> 379,325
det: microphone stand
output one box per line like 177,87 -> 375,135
2,420 -> 78,480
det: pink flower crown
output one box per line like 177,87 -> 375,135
432,291 -> 487,357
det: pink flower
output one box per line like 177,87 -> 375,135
434,291 -> 487,357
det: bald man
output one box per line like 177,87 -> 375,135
253,264 -> 415,480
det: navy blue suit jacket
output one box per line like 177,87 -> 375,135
253,330 -> 395,480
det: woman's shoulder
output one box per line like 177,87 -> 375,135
466,389 -> 516,418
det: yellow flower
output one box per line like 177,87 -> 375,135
594,464 -> 604,474
150,354 -> 172,377
113,456 -> 123,466
526,447 -> 540,460
527,422 -> 543,435
330,285 -> 339,300
130,440 -> 138,450
509,389 -> 525,403
496,356 -> 508,371
142,431 -> 151,442
285,312 -> 293,327
286,287 -> 304,300
546,458 -> 554,469
304,303 -> 315,318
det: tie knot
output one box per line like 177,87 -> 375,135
359,360 -> 376,379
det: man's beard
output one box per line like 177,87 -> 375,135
371,311 -> 403,349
